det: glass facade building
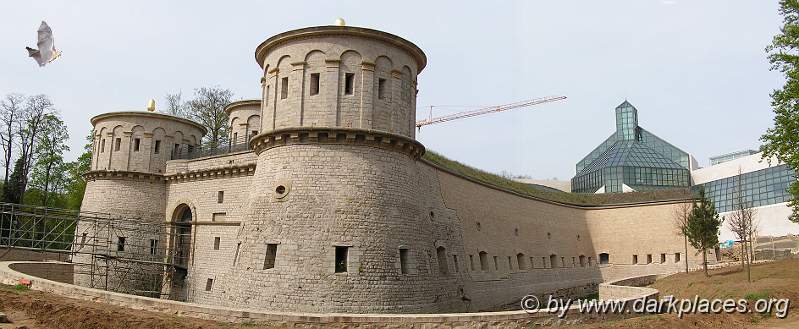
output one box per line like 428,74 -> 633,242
698,164 -> 795,213
709,150 -> 758,166
572,101 -> 692,193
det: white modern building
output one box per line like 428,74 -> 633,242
692,152 -> 798,241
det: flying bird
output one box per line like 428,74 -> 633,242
26,21 -> 61,67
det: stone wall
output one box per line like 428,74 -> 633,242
1,261 -> 667,328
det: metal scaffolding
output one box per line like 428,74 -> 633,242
0,202 -> 184,299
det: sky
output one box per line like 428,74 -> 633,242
0,1 -> 784,180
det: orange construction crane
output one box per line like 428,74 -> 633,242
415,95 -> 567,129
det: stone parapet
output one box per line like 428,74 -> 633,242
249,127 -> 425,159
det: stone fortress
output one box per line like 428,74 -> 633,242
78,24 -> 711,313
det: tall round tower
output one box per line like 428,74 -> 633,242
75,111 -> 205,295
220,26 -> 465,313
224,99 -> 262,148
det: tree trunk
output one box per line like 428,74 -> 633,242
684,235 -> 689,273
702,249 -> 709,277
740,241 -> 746,271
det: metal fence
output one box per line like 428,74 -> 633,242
173,134 -> 253,160
0,202 -> 185,299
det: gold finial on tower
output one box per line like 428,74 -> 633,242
334,18 -> 346,26
146,99 -> 156,112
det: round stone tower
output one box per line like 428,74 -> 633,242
75,111 -> 205,295
224,99 -> 262,148
220,26 -> 465,313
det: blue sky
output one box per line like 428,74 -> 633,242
0,1 -> 783,180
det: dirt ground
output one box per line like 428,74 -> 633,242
1,260 -> 798,328
0,285 -> 287,329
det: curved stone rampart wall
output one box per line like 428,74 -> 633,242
219,143 -> 465,313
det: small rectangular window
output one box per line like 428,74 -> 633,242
660,253 -> 666,263
233,132 -> 238,142
264,243 -> 278,269
212,212 -> 226,222
101,139 -> 106,153
117,237 -> 126,252
217,191 -> 224,203
134,138 -> 140,152
205,278 -> 213,291
213,237 -> 220,250
675,253 -> 681,263
154,140 -> 161,154
281,77 -> 289,99
335,246 -> 348,273
493,256 -> 498,271
344,73 -> 354,95
399,248 -> 409,274
647,254 -> 653,264
310,73 -> 320,95
633,254 -> 639,264
378,78 -> 386,99
149,239 -> 158,255
114,138 -> 121,151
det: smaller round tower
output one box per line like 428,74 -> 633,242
76,110 -> 205,295
224,99 -> 262,147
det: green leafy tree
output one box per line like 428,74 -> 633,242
164,87 -> 232,148
763,0 -> 799,223
685,188 -> 723,277
63,130 -> 92,210
29,114 -> 70,207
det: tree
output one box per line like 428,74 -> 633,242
673,202 -> 692,273
164,92 -> 188,118
763,0 -> 799,223
2,158 -> 25,204
29,114 -> 70,207
165,87 -> 232,148
63,130 -> 93,210
725,171 -> 759,282
15,94 -> 55,199
685,188 -> 723,277
0,93 -> 24,186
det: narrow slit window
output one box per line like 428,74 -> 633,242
217,191 -> 224,203
101,139 -> 106,153
399,248 -> 409,274
233,242 -> 241,265
344,73 -> 354,95
281,77 -> 288,99
310,73 -> 320,95
479,252 -> 488,271
265,85 -> 269,103
154,140 -> 161,154
452,254 -> 459,273
205,278 -> 213,291
335,246 -> 348,273
117,237 -> 126,251
114,138 -> 121,151
469,255 -> 475,271
149,239 -> 158,255
213,237 -> 220,250
437,246 -> 448,275
633,254 -> 639,264
264,243 -> 278,269
377,78 -> 386,99
134,138 -> 140,151
493,256 -> 499,271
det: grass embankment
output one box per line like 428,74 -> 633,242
566,259 -> 799,329
421,151 -> 696,206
